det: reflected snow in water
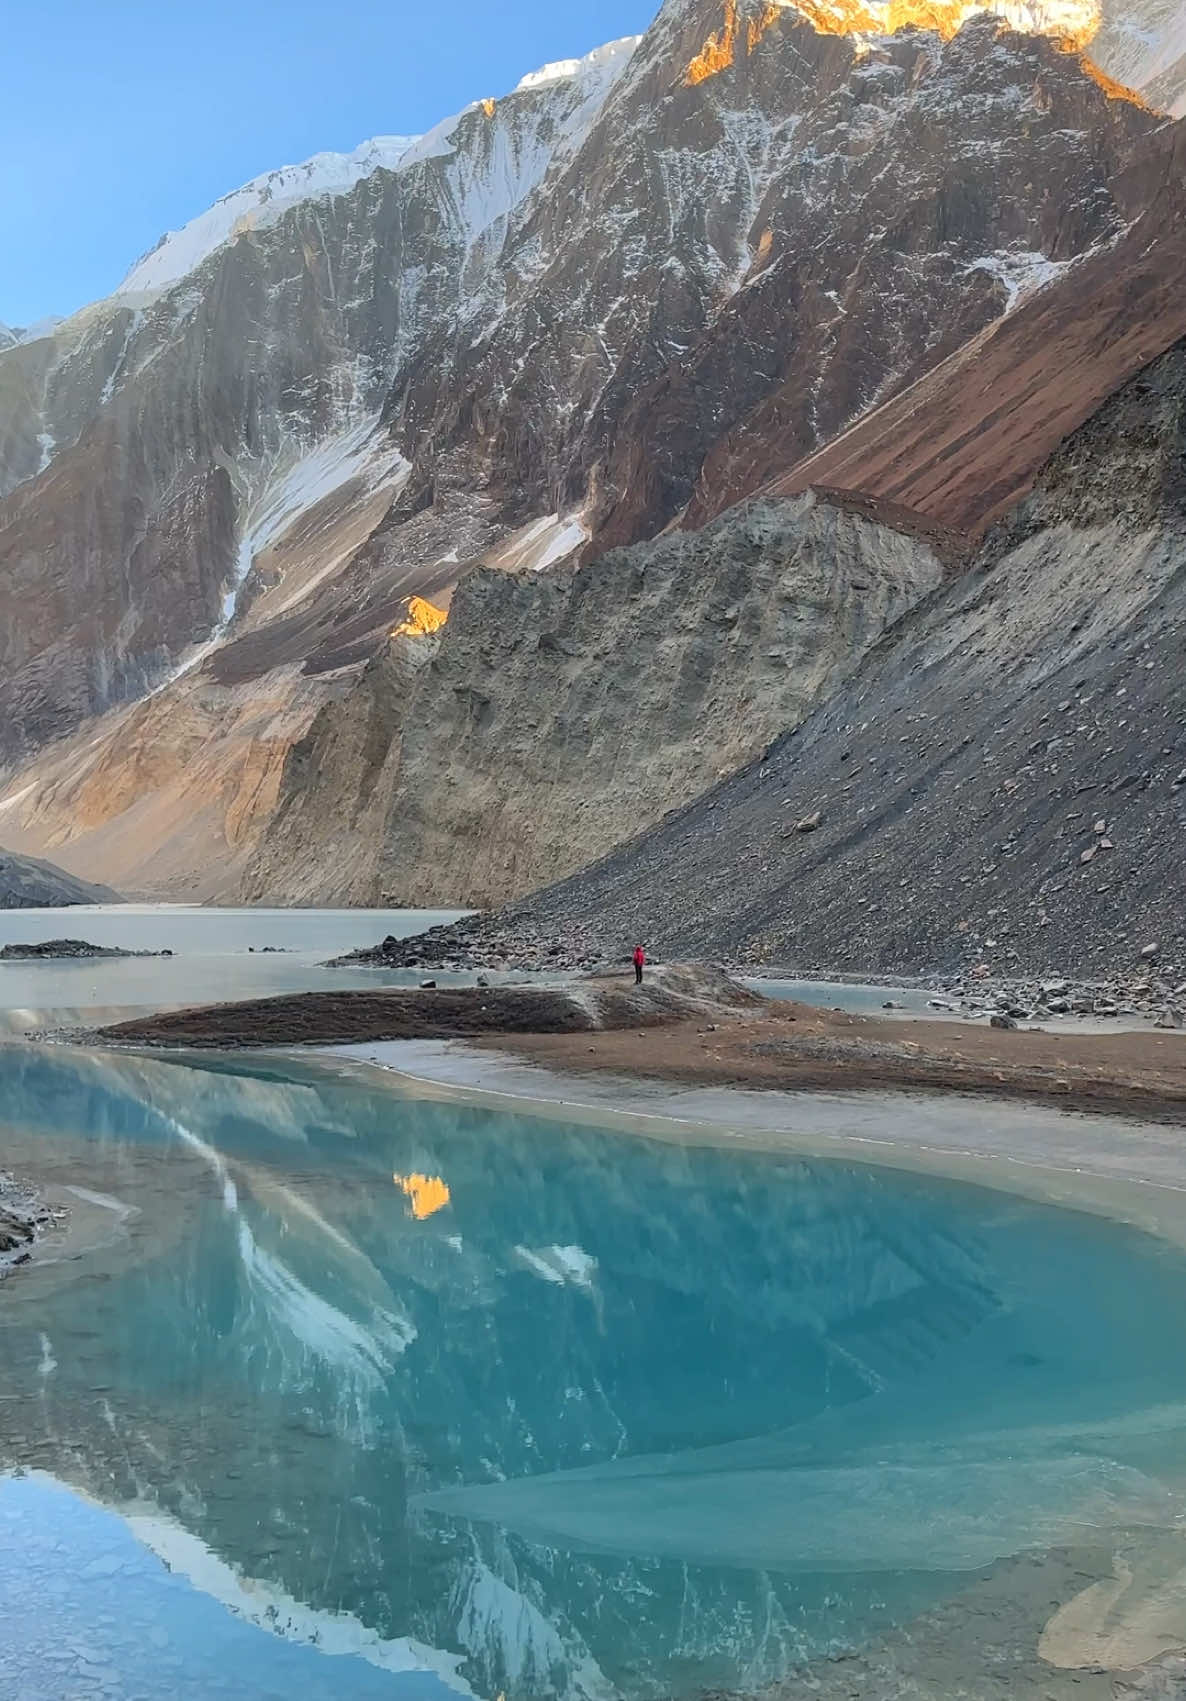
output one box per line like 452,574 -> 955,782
4,1043 -> 1186,1699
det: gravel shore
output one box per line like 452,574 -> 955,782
0,1173 -> 55,1278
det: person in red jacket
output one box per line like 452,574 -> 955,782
633,943 -> 646,985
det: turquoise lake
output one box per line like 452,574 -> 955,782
4,1042 -> 1186,1699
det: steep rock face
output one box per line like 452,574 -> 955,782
584,13 -> 1162,552
0,0 -> 1176,900
474,342 -> 1186,976
755,115 -> 1186,535
393,5 -> 1159,558
245,497 -> 942,906
0,43 -> 640,764
0,850 -> 118,909
240,637 -> 438,906
1093,0 -> 1186,113
0,662 -> 352,901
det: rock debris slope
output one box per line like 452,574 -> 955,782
461,340 -> 1186,977
0,850 -> 118,909
244,496 -> 943,905
0,0 -> 1181,899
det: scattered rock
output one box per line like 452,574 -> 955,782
990,1013 -> 1019,1030
0,939 -> 163,962
1141,943 -> 1160,960
795,811 -> 823,833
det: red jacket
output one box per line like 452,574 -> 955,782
633,947 -> 646,968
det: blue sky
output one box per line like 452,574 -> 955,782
2,0 -> 654,327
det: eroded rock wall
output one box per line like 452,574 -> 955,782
244,496 -> 943,905
476,341 -> 1186,976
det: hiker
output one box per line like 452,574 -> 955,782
633,943 -> 646,985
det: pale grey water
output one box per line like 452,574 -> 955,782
0,905 -> 470,1031
744,976 -> 937,1016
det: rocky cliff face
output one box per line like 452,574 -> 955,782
460,339 -> 1186,977
0,41 -> 640,764
0,0 -> 1179,899
244,497 -> 943,905
0,850 -> 118,909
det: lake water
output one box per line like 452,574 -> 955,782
0,906 -> 471,1032
5,1042 -> 1186,1699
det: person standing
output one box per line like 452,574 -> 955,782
633,943 -> 646,985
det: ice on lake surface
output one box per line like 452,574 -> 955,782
5,1042 -> 1186,1699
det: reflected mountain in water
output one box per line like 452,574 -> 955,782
4,1043 -> 1186,1699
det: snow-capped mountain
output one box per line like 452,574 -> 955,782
0,0 -> 1180,901
119,39 -> 640,299
101,1 -> 1186,310
0,316 -> 62,350
118,137 -> 424,297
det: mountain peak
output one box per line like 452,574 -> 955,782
117,37 -> 641,302
680,0 -> 1181,110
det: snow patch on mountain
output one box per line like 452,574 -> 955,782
221,416 -> 410,631
964,246 -> 1077,309
117,37 -> 640,301
516,36 -> 640,94
786,0 -> 1101,31
485,512 -> 590,573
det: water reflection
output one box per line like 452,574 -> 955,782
3,1044 -> 1186,1699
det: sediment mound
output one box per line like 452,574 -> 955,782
90,963 -> 759,1050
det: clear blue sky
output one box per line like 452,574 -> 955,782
2,0 -> 655,327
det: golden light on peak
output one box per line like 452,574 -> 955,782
394,1172 -> 452,1219
683,0 -> 1149,110
480,98 -> 497,118
391,595 -> 448,639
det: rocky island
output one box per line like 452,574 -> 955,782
0,939 -> 170,961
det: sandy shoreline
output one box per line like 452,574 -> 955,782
308,1035 -> 1186,1254
88,971 -> 1186,1126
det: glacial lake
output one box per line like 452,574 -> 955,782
5,1042 -> 1186,1699
0,906 -> 473,1032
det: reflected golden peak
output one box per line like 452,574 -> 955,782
394,1172 -> 452,1219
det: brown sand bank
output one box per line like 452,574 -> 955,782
91,965 -> 759,1050
489,1000 -> 1186,1126
87,965 -> 1186,1124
